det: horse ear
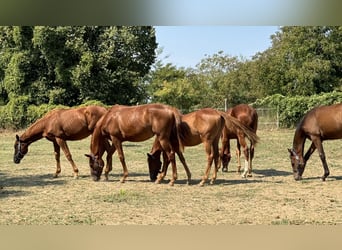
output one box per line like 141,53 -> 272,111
16,134 -> 20,141
147,153 -> 155,160
85,153 -> 92,158
288,148 -> 293,155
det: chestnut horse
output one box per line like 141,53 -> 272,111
85,103 -> 185,185
148,108 -> 259,186
14,105 -> 109,178
220,104 -> 258,177
288,103 -> 342,181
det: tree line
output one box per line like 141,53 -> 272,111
0,26 -> 341,129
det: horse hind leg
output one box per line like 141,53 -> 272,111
199,141 -> 214,186
210,138 -> 220,185
176,151 -> 192,185
241,146 -> 250,178
236,141 -> 241,173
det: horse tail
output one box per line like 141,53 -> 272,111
220,111 -> 260,146
171,107 -> 185,153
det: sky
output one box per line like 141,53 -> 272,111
154,26 -> 280,68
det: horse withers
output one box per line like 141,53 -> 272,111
14,105 -> 109,179
85,103 -> 185,185
288,103 -> 342,181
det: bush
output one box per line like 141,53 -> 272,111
0,98 -> 110,130
253,91 -> 342,128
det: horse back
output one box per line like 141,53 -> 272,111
230,104 -> 258,132
101,104 -> 180,141
43,107 -> 102,140
301,103 -> 342,139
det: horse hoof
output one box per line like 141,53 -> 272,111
222,167 -> 228,172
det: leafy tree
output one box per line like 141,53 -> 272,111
146,63 -> 202,112
0,26 -> 157,106
253,26 -> 342,96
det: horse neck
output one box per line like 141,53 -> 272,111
90,126 -> 106,157
20,119 -> 45,144
292,126 -> 306,156
150,138 -> 162,156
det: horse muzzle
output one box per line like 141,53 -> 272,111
13,156 -> 22,164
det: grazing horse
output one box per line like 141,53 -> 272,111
14,105 -> 109,178
85,103 -> 185,185
288,103 -> 342,181
148,108 -> 259,186
220,104 -> 258,177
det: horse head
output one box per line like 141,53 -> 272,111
147,153 -> 162,181
288,148 -> 305,180
85,153 -> 104,181
14,135 -> 28,164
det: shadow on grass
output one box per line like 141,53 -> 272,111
253,168 -> 292,177
0,173 -> 67,199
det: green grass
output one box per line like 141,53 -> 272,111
1,129 -> 342,225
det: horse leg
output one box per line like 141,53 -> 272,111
199,141 -> 214,186
249,141 -> 255,175
112,139 -> 128,183
304,142 -> 316,165
311,137 -> 330,181
56,138 -> 79,179
52,141 -> 61,178
158,138 -> 177,186
236,140 -> 242,173
220,134 -> 231,172
155,151 -> 170,184
238,134 -> 250,178
176,151 -> 192,185
104,142 -> 116,181
210,137 -> 220,185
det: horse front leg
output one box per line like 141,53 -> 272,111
56,138 -> 79,179
249,142 -> 255,175
155,151 -> 170,184
312,137 -> 329,181
112,140 -> 128,183
104,140 -> 115,181
52,140 -> 61,178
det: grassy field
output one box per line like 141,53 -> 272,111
1,129 -> 342,225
